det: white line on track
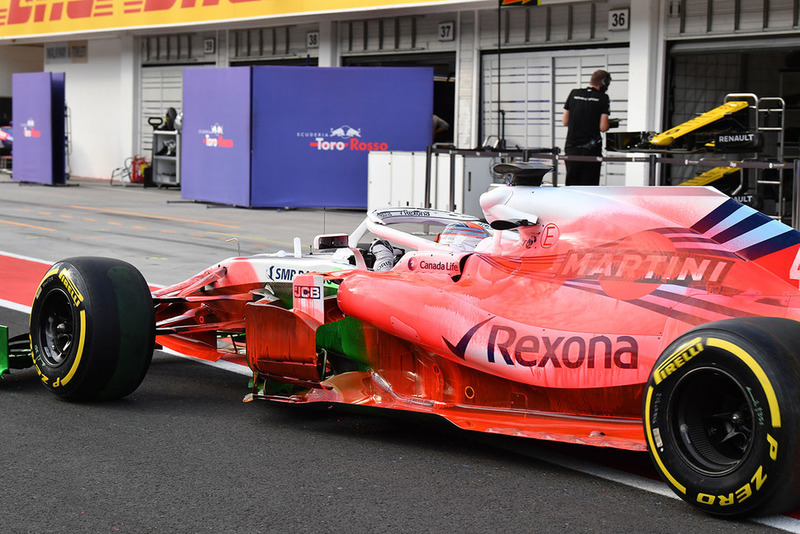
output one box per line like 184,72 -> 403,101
0,250 -> 53,264
159,347 -> 252,377
500,439 -> 800,532
0,299 -> 31,314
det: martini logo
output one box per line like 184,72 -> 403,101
306,124 -> 389,152
199,123 -> 233,148
22,119 -> 41,138
558,249 -> 734,286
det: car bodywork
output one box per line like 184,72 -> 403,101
154,176 -> 800,450
9,163 -> 800,517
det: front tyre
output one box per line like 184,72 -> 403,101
644,317 -> 800,517
30,257 -> 155,401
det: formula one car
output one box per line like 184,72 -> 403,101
6,162 -> 800,518
0,125 -> 12,156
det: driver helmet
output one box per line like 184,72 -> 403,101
435,221 -> 492,251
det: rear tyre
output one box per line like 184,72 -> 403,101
29,257 -> 155,401
644,317 -> 800,517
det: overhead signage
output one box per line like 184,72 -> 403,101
0,0 -> 484,39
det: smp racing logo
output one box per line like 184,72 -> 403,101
199,123 -> 233,148
305,124 -> 389,152
267,266 -> 309,282
442,317 -> 638,370
23,119 -> 41,138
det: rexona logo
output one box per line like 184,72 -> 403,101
443,318 -> 638,370
306,124 -> 389,152
22,119 -> 41,138
199,123 -> 233,148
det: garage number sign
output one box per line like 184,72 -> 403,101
438,22 -> 455,41
608,8 -> 629,31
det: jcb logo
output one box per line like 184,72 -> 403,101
293,285 -> 321,300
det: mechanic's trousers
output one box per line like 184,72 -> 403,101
564,145 -> 602,186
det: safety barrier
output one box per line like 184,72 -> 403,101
425,147 -> 800,230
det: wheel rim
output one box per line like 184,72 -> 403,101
37,288 -> 76,368
669,366 -> 755,476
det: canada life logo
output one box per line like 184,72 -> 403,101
22,119 -> 41,138
308,125 -> 389,152
200,123 -> 233,148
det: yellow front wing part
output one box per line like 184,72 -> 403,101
650,101 -> 749,147
678,166 -> 741,187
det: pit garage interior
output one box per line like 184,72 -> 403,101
1,0 -> 800,221
662,42 -> 800,220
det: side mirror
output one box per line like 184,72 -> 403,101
490,219 -> 534,230
313,234 -> 349,250
492,162 -> 552,186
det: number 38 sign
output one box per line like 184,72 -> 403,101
608,8 -> 629,31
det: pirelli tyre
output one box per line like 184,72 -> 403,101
644,317 -> 800,517
29,257 -> 155,401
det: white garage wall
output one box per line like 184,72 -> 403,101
45,37 -> 134,181
0,44 -> 43,98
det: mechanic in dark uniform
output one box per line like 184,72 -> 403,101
562,70 -> 611,186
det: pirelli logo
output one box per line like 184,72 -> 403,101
58,268 -> 84,307
654,338 -> 703,384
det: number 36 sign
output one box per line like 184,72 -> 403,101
608,8 -> 629,31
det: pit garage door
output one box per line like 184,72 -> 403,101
140,64 -> 211,159
481,47 -> 629,185
140,66 -> 194,156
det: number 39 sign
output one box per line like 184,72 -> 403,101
608,8 -> 629,31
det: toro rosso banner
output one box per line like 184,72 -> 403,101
181,67 -> 251,206
0,0 -> 482,39
11,72 -> 66,185
250,66 -> 432,208
182,66 -> 431,208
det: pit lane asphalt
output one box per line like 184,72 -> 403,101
0,176 -> 787,533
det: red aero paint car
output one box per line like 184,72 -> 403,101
17,163 -> 800,517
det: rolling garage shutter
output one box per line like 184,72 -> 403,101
140,66 -> 188,156
481,47 -> 629,185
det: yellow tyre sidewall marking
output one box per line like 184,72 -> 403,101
706,337 -> 781,428
645,334 -> 781,497
33,268 -> 88,388
31,268 -> 62,382
58,309 -> 86,387
644,385 -> 687,494
31,267 -> 60,315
